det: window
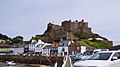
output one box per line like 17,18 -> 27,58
62,48 -> 65,51
112,52 -> 120,59
88,52 -> 112,60
64,52 -> 67,55
62,43 -> 64,46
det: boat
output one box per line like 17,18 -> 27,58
6,61 -> 16,66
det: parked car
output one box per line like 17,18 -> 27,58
71,53 -> 83,63
80,50 -> 94,60
73,51 -> 120,67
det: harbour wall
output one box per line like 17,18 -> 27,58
0,55 -> 63,67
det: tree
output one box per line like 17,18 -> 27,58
0,33 -> 9,40
11,36 -> 23,44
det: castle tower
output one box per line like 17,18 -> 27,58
62,20 -> 71,31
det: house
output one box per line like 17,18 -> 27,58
29,40 -> 56,56
29,40 -> 37,52
58,40 -> 72,56
50,42 -> 58,57
34,40 -> 44,54
58,40 -> 86,56
0,48 -> 13,55
68,44 -> 86,55
42,43 -> 52,56
29,40 -> 44,54
13,47 -> 24,55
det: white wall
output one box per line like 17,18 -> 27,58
42,48 -> 50,56
29,44 -> 35,51
35,47 -> 42,52
58,46 -> 68,56
29,40 -> 45,52
19,48 -> 24,54
81,46 -> 86,53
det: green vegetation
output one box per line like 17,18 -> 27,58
0,33 -> 31,45
11,36 -> 23,44
53,36 -> 66,42
32,36 -> 43,40
74,32 -> 86,40
79,40 -> 112,50
0,33 -> 10,40
74,32 -> 112,50
91,34 -> 97,41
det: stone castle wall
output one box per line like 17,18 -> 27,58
62,19 -> 93,37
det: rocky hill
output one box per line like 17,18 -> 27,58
33,19 -> 113,48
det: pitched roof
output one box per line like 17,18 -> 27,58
58,40 -> 69,47
43,45 -> 52,49
42,43 -> 52,49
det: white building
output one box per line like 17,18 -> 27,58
80,46 -> 86,54
13,47 -> 24,55
29,40 -> 54,56
29,40 -> 44,54
29,40 -> 37,52
42,43 -> 52,56
34,40 -> 44,54
58,40 -> 71,56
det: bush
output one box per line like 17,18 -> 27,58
74,32 -> 86,39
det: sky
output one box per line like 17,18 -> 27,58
0,0 -> 120,46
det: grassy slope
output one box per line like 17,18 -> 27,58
78,40 -> 112,50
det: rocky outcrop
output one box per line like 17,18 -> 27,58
42,23 -> 67,42
42,19 -> 93,42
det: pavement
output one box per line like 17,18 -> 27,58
64,56 -> 72,67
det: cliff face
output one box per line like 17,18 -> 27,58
42,23 -> 67,42
41,19 -> 112,45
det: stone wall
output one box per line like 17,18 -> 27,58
62,19 -> 93,38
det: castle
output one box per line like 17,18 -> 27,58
62,19 -> 93,37
42,19 -> 94,42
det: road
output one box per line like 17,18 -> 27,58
65,57 -> 71,67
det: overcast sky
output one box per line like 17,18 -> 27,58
0,0 -> 120,45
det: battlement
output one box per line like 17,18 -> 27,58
62,19 -> 89,32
